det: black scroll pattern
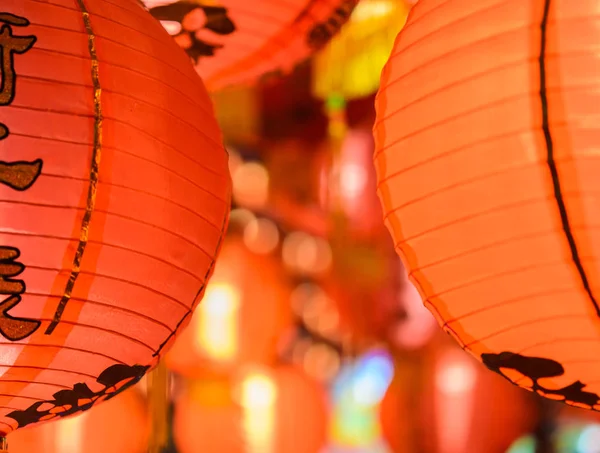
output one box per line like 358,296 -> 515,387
5,363 -> 149,429
482,351 -> 600,408
149,1 -> 236,62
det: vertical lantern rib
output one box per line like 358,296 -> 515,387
539,0 -> 600,315
45,0 -> 103,335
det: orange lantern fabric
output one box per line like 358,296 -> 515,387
174,366 -> 328,453
166,238 -> 292,378
8,387 -> 150,453
0,0 -> 230,435
374,0 -> 600,409
143,0 -> 358,90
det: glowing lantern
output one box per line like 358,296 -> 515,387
375,0 -> 600,410
143,0 -> 358,90
0,0 -> 230,437
174,366 -> 328,453
166,239 -> 292,377
8,387 -> 150,453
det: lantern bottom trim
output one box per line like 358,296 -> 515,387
3,363 -> 149,433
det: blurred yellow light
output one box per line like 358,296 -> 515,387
239,371 -> 277,453
351,0 -> 395,22
240,372 -> 277,409
195,283 -> 240,362
55,413 -> 84,453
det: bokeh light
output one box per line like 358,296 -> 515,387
233,162 -> 270,208
244,217 -> 280,254
282,232 -> 332,275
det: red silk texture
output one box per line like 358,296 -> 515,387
0,0 -> 230,434
374,0 -> 600,410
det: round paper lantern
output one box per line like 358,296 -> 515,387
166,238 -> 292,378
374,0 -> 600,410
8,387 -> 150,453
143,0 -> 358,90
174,366 -> 328,453
0,0 -> 230,436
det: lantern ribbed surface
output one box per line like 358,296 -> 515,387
0,0 -> 230,433
374,0 -> 600,410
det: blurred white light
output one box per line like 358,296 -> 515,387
351,352 -> 394,406
159,20 -> 182,35
578,425 -> 600,453
201,284 -> 240,317
196,283 -> 240,361
240,372 -> 277,409
351,0 -> 394,22
436,351 -> 477,395
339,163 -> 368,199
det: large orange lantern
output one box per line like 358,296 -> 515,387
143,0 -> 358,90
8,387 -> 150,453
374,0 -> 600,410
0,0 -> 230,438
166,238 -> 292,378
174,366 -> 328,453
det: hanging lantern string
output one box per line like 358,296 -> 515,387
148,360 -> 170,453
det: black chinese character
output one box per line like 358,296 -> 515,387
0,12 -> 42,190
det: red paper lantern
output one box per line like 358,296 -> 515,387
143,0 -> 358,90
0,0 -> 230,436
380,347 -> 535,453
166,238 -> 292,378
8,387 -> 150,453
174,366 -> 328,453
374,0 -> 600,410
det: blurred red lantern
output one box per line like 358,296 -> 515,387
174,366 -> 328,453
379,371 -> 421,453
0,0 -> 229,436
144,0 -> 358,90
321,129 -> 384,240
9,387 -> 150,453
389,264 -> 437,351
380,346 -> 536,453
375,0 -> 600,409
166,238 -> 293,377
